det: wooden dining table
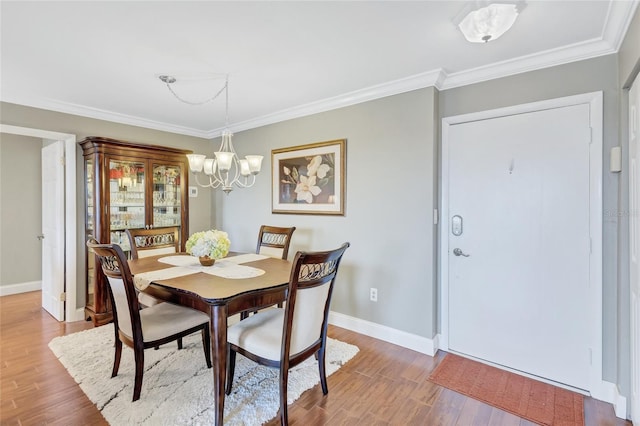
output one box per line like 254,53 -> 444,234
128,252 -> 292,425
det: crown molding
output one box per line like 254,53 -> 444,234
2,0 -> 636,138
440,37 -> 616,90
0,93 -> 211,139
211,68 -> 447,139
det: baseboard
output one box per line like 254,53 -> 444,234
71,307 -> 87,322
328,311 -> 439,356
0,281 -> 41,296
591,380 -> 628,419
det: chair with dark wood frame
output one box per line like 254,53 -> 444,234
226,242 -> 350,425
241,225 -> 297,320
256,225 -> 296,260
86,237 -> 211,402
125,226 -> 180,259
125,227 -> 180,307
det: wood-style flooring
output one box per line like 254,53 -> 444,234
1,291 -> 631,425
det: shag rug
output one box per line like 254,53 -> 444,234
429,353 -> 584,426
49,325 -> 359,425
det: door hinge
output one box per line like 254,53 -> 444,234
589,127 -> 593,144
59,156 -> 65,166
59,292 -> 66,302
433,208 -> 439,225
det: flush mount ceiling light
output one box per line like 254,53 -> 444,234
454,1 -> 526,43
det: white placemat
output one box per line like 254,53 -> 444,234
157,255 -> 201,267
133,266 -> 199,290
143,254 -> 267,282
200,259 -> 265,279
157,253 -> 269,267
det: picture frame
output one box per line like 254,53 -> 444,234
272,139 -> 346,215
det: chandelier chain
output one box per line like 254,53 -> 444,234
163,78 -> 228,106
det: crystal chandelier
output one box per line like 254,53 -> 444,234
160,74 -> 263,194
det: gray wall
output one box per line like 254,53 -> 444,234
0,134 -> 42,285
222,53 -> 632,404
0,102 -> 212,307
219,87 -> 439,338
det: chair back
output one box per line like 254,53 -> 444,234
256,225 -> 296,260
87,238 -> 142,340
283,242 -> 350,358
126,227 -> 180,259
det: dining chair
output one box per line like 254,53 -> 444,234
125,227 -> 180,307
256,225 -> 297,260
126,226 -> 180,259
226,242 -> 350,425
87,237 -> 212,402
241,225 -> 297,320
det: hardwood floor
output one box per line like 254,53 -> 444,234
1,291 -> 631,425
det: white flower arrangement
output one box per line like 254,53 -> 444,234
185,229 -> 230,259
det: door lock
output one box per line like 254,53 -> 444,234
453,248 -> 470,257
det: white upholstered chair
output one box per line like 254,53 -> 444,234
125,227 -> 180,307
87,237 -> 211,402
226,242 -> 350,425
256,225 -> 296,260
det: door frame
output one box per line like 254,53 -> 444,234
629,76 -> 640,425
0,124 -> 79,322
439,92 -> 603,395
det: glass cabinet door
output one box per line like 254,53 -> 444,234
152,164 -> 182,228
86,158 -> 95,306
109,159 -> 146,252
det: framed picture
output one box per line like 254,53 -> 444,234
272,139 -> 346,215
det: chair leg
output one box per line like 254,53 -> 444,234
111,338 -> 122,378
177,338 -> 183,350
279,366 -> 289,425
225,349 -> 236,395
132,347 -> 145,402
318,346 -> 328,395
202,327 -> 212,368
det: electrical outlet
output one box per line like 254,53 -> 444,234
370,287 -> 378,302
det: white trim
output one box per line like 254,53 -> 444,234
1,1 -> 635,140
591,381 -> 629,419
220,69 -> 446,138
0,125 -> 80,322
328,311 -> 439,356
0,281 -> 42,296
440,91 -> 604,396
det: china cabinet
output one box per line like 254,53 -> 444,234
82,137 -> 191,325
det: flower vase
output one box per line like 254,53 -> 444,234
199,256 -> 215,267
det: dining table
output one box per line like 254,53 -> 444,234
128,251 -> 292,425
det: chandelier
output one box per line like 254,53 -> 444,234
454,1 -> 526,43
159,74 -> 263,194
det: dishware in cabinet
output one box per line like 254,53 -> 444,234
81,137 -> 191,326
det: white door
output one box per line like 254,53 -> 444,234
447,104 -> 594,390
629,76 -> 640,425
41,141 -> 65,320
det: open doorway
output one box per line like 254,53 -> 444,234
0,124 -> 78,322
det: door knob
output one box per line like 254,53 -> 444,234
37,234 -> 45,241
453,248 -> 470,257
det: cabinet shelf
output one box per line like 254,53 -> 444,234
82,137 -> 191,326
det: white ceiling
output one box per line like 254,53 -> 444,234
1,1 -> 637,139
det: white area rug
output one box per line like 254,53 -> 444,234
49,325 -> 359,425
